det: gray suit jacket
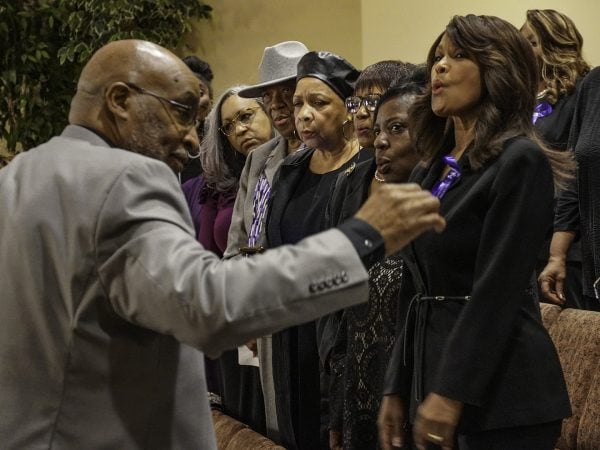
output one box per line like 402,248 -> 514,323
224,135 -> 288,259
0,126 -> 369,449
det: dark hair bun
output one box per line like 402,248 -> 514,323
182,55 -> 214,83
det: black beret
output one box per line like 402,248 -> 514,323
296,51 -> 360,100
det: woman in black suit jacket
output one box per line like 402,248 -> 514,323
520,9 -> 591,309
378,15 -> 574,450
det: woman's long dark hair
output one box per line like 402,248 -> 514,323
410,15 -> 574,190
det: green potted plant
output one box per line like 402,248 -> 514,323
0,0 -> 212,162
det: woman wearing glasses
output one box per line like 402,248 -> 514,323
323,61 -> 420,450
183,86 -> 272,253
265,51 -> 367,450
346,61 -> 415,153
182,85 -> 273,432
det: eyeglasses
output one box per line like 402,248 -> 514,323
345,94 -> 381,114
219,107 -> 261,136
124,82 -> 199,128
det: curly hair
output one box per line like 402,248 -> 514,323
410,15 -> 574,190
200,86 -> 272,193
525,9 -> 590,104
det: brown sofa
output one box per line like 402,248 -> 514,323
540,303 -> 600,450
211,410 -> 284,450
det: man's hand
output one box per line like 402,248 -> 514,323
378,394 -> 407,450
413,393 -> 462,450
355,184 -> 445,255
539,257 -> 567,306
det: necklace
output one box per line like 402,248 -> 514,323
374,170 -> 386,183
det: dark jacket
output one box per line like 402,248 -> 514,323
265,145 -> 372,449
555,68 -> 600,297
384,137 -> 571,432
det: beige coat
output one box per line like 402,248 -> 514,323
224,135 -> 288,258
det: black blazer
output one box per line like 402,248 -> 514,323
265,145 -> 372,449
266,145 -> 314,248
384,137 -> 571,432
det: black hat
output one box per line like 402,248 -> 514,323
296,51 -> 360,100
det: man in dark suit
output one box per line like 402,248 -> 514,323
0,39 -> 444,449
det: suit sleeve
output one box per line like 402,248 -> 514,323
554,80 -> 586,234
94,160 -> 370,358
223,151 -> 253,259
432,143 -> 554,406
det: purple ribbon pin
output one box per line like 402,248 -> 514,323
532,102 -> 553,124
431,155 -> 461,199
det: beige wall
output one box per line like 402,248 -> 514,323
361,0 -> 599,68
182,0 -> 362,98
184,1 -> 597,98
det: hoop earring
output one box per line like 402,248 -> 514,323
187,146 -> 201,159
342,119 -> 355,141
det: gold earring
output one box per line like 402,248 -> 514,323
342,119 -> 354,141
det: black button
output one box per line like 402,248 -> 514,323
309,283 -> 317,293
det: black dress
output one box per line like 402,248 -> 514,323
555,67 -> 600,311
266,146 -> 371,450
322,159 -> 406,450
534,85 -> 584,309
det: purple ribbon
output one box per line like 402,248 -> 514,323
532,102 -> 553,124
431,155 -> 461,199
248,172 -> 271,247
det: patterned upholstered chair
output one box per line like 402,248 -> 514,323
212,410 -> 285,450
540,303 -> 600,449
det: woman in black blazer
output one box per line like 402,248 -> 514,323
520,9 -> 591,309
378,15 -> 574,450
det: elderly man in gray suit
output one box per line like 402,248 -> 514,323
0,40 -> 444,449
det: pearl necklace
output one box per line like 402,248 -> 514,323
374,170 -> 386,183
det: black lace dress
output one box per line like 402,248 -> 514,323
323,158 -> 407,449
333,256 -> 404,449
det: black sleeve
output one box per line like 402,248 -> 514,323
338,217 -> 385,270
554,178 -> 580,233
554,77 -> 585,234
